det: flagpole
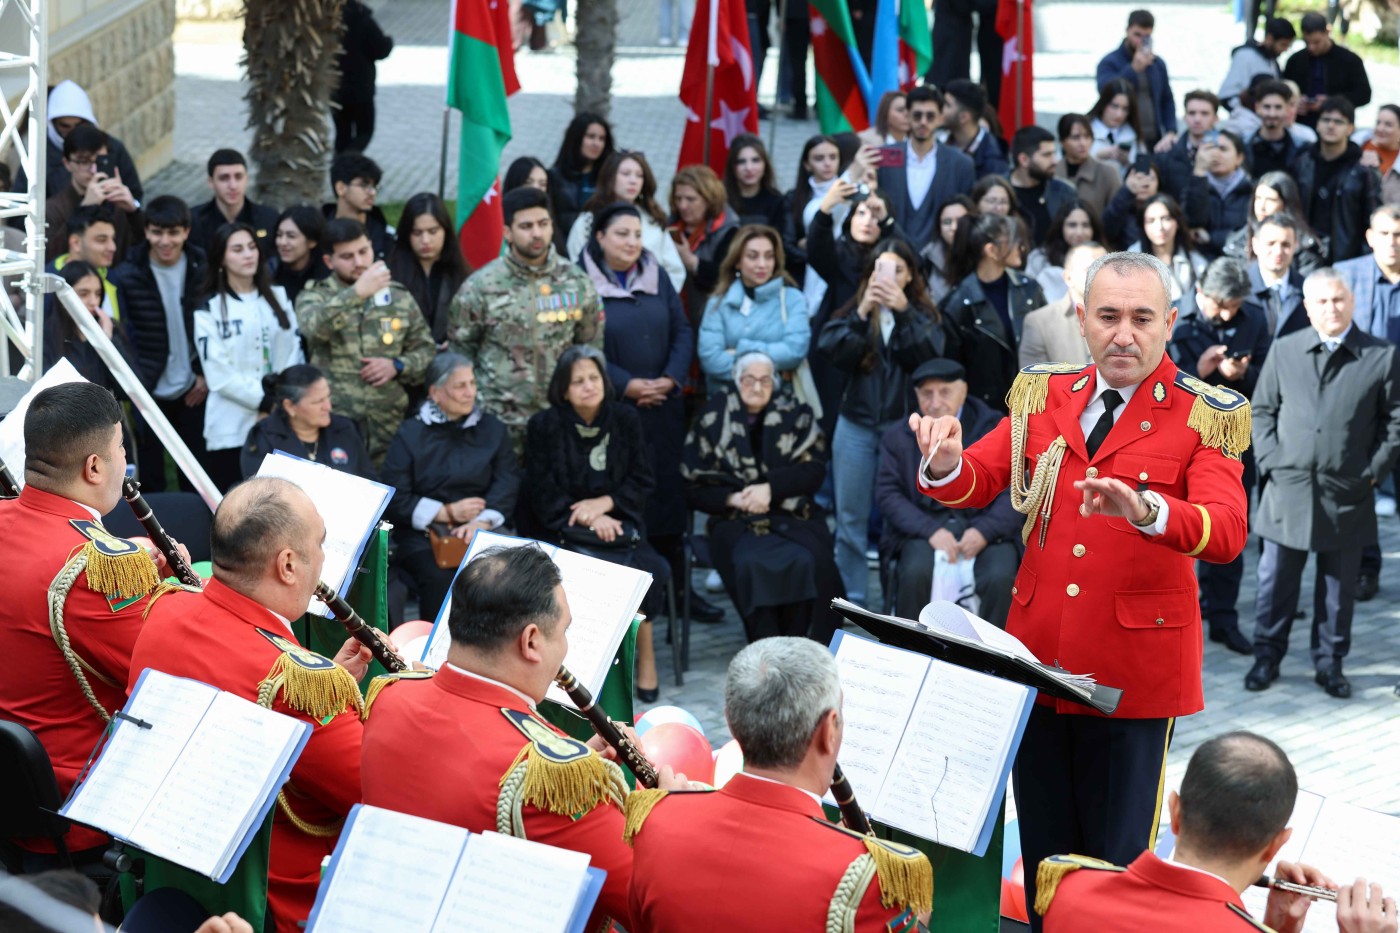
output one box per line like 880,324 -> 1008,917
769,0 -> 786,153
438,107 -> 451,199
703,0 -> 719,166
1013,0 -> 1025,131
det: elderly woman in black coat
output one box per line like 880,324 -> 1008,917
526,345 -> 670,701
382,352 -> 520,623
682,350 -> 844,645
240,363 -> 375,479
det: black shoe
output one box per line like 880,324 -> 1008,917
1315,663 -> 1351,698
1209,627 -> 1253,655
791,104 -> 809,120
635,685 -> 660,703
1245,659 -> 1279,691
1356,573 -> 1379,602
757,104 -> 773,120
689,592 -> 726,624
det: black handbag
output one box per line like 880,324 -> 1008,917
559,521 -> 642,551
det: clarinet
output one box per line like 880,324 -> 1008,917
554,665 -> 659,788
831,764 -> 873,835
121,478 -> 408,673
122,478 -> 201,587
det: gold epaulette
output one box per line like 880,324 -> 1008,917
623,788 -> 668,845
363,669 -> 433,718
68,519 -> 160,604
1005,363 -> 1089,418
253,628 -> 364,721
813,818 -> 933,915
1034,854 -> 1125,916
1225,902 -> 1276,930
497,708 -> 627,823
1174,371 -> 1251,459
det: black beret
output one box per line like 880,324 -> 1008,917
911,358 -> 966,387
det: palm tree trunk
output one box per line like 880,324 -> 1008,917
243,0 -> 345,205
573,0 -> 618,118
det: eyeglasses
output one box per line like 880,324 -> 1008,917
910,112 -> 940,123
350,180 -> 379,193
739,375 -> 774,388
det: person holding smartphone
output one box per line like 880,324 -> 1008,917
44,123 -> 141,264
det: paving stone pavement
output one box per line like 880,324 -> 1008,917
152,0 -> 1400,821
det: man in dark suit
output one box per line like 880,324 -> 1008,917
1247,268 -> 1400,698
877,85 -> 976,250
1244,213 -> 1308,338
875,359 -> 1022,624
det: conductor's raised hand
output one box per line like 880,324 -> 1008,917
1074,475 -> 1151,524
907,413 -> 962,478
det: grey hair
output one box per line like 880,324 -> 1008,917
1083,251 -> 1176,309
426,351 -> 473,389
1199,257 -> 1252,303
1302,266 -> 1349,299
733,350 -> 781,388
724,637 -> 842,769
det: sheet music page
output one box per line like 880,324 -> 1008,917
0,359 -> 84,487
918,601 -> 1041,663
422,531 -> 539,670
431,831 -> 591,933
827,634 -> 928,808
62,670 -> 217,836
874,660 -> 1030,851
256,452 -> 392,615
308,805 -> 469,933
544,547 -> 648,707
129,691 -> 307,878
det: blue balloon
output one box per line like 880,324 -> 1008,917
635,705 -> 705,737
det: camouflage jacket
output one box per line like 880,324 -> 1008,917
295,277 -> 436,409
445,248 -> 603,430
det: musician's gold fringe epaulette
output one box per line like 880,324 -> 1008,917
1006,363 -> 1087,418
500,739 -> 618,818
142,580 -> 200,617
862,837 -> 933,913
256,650 -> 364,722
363,670 -> 433,718
78,539 -> 159,600
622,788 -> 668,845
1176,372 -> 1251,459
1034,854 -> 1124,916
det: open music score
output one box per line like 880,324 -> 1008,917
306,805 -> 605,933
829,631 -> 1034,855
1240,791 -> 1400,932
61,669 -> 310,881
420,531 -> 650,709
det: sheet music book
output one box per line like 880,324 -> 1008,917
1239,791 -> 1400,932
0,358 -> 85,487
828,631 -> 1033,855
830,598 -> 1122,715
255,451 -> 393,616
306,805 -> 605,933
61,669 -> 310,882
421,530 -> 650,708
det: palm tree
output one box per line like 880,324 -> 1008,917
242,0 -> 345,205
573,0 -> 617,117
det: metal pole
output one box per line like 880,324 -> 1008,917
769,0 -> 787,154
703,62 -> 715,166
1013,0 -> 1025,132
438,107 -> 451,199
702,0 -> 718,166
27,0 -> 47,379
49,277 -> 222,508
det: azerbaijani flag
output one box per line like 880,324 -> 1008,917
449,0 -> 520,269
869,0 -> 931,122
809,0 -> 873,134
896,0 -> 931,90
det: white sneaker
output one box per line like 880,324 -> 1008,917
705,569 -> 723,592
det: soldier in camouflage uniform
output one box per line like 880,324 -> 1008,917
446,186 -> 602,450
296,218 -> 435,463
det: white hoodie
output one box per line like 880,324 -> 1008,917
46,80 -> 98,149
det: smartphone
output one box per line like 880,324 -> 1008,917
1225,349 -> 1250,361
668,227 -> 684,245
875,257 -> 896,285
1202,128 -> 1220,146
1141,34 -> 1152,50
877,144 -> 906,168
94,153 -> 114,176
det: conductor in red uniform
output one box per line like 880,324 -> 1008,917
360,544 -> 688,932
626,637 -> 932,933
910,251 -> 1251,927
130,477 -> 371,933
0,383 -> 171,864
1040,731 -> 1397,933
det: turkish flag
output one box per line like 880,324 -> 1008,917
677,0 -> 759,173
995,0 -> 1034,134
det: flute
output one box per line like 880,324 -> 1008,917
831,764 -> 872,835
554,665 -> 659,788
120,479 -> 408,673
1254,875 -> 1338,902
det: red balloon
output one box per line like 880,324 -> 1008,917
1000,856 -> 1029,922
640,722 -> 715,784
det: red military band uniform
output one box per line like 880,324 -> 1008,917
360,664 -> 635,931
0,485 -> 163,853
130,579 -> 364,933
921,354 -> 1250,719
1039,852 -> 1269,931
625,773 -> 931,933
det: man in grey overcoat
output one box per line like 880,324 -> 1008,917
1246,267 -> 1400,698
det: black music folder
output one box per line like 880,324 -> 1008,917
830,599 -> 1124,716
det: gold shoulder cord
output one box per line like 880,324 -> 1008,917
1007,373 -> 1070,548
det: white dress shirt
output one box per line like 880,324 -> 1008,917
906,140 -> 938,211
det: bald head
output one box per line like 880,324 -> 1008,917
211,478 -> 324,593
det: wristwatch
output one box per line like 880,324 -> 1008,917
1130,490 -> 1162,528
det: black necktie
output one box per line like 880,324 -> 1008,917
1085,389 -> 1123,458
